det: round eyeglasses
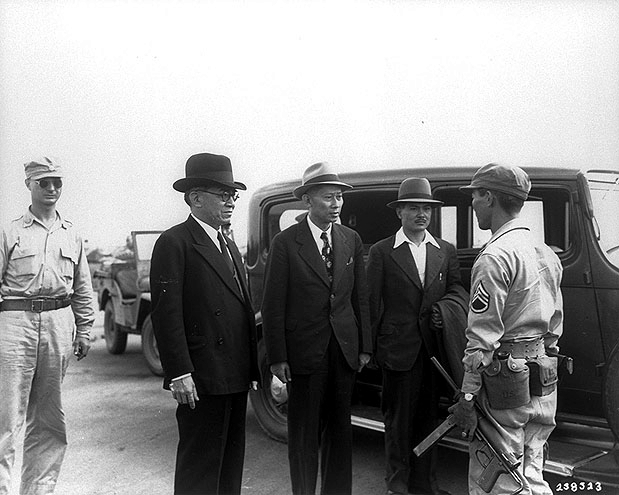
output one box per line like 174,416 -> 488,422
195,190 -> 240,203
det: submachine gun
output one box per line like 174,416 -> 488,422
414,357 -> 525,495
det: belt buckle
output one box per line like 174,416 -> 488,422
30,299 -> 45,313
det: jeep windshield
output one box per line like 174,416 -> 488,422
587,170 -> 619,268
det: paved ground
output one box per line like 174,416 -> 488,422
9,315 -> 471,495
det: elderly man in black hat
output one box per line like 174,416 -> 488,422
367,178 -> 465,495
150,153 -> 260,495
262,162 -> 372,495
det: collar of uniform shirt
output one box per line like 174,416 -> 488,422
191,213 -> 225,253
393,227 -> 440,250
22,207 -> 69,230
306,215 -> 333,253
486,218 -> 530,247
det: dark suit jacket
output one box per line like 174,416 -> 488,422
367,234 -> 463,371
150,215 -> 259,395
262,218 -> 372,374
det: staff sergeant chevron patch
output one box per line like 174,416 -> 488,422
471,281 -> 490,313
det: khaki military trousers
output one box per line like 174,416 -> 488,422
0,307 -> 74,495
468,389 -> 557,495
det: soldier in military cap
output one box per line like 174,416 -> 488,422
450,163 -> 564,494
0,157 -> 95,494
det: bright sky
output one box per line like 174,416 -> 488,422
1,0 -> 618,250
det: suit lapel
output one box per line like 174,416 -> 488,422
185,216 -> 244,301
424,242 -> 445,288
391,241 -> 423,290
296,220 -> 331,287
331,224 -> 351,288
227,235 -> 252,305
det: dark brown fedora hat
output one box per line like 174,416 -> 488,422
173,153 -> 246,192
387,177 -> 443,208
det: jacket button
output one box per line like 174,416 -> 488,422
217,338 -> 224,345
215,309 -> 222,316
330,294 -> 335,299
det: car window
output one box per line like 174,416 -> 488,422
262,185 -> 572,258
587,170 -> 619,268
262,189 -> 401,253
264,200 -> 306,250
470,200 -> 546,248
435,187 -> 571,253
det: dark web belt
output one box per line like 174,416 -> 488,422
0,298 -> 71,313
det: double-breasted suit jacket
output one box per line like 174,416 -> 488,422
262,218 -> 372,374
150,215 -> 259,394
367,235 -> 462,371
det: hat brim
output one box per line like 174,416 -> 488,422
293,181 -> 352,199
387,198 -> 444,208
459,184 -> 534,200
29,171 -> 64,181
459,184 -> 477,193
173,177 -> 247,193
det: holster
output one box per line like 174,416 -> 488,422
556,353 -> 574,379
482,354 -> 530,409
527,355 -> 559,396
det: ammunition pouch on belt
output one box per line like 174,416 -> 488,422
482,352 -> 531,409
526,355 -> 558,397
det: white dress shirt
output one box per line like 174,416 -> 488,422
393,228 -> 440,287
191,214 -> 224,253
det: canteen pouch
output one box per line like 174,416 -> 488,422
527,355 -> 558,396
482,354 -> 531,409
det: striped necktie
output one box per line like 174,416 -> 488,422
320,231 -> 333,283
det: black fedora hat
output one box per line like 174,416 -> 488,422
173,153 -> 246,192
387,178 -> 443,208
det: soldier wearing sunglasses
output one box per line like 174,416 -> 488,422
0,157 -> 95,495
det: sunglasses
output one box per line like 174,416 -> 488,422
33,178 -> 63,189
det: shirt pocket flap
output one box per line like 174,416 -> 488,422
11,246 -> 37,260
60,245 -> 79,263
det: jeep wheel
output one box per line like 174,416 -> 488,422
141,315 -> 164,377
249,341 -> 288,443
603,346 -> 619,442
104,300 -> 127,354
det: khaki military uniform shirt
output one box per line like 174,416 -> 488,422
461,219 -> 563,394
0,208 -> 95,337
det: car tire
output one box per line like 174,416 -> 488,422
104,300 -> 128,354
603,345 -> 619,442
249,340 -> 288,443
141,315 -> 164,377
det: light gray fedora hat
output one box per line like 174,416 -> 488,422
293,162 -> 352,199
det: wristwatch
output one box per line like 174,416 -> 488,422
463,393 -> 475,402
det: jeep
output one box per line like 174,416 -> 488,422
92,230 -> 163,376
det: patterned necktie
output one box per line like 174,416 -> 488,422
320,231 -> 333,283
218,232 -> 235,274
